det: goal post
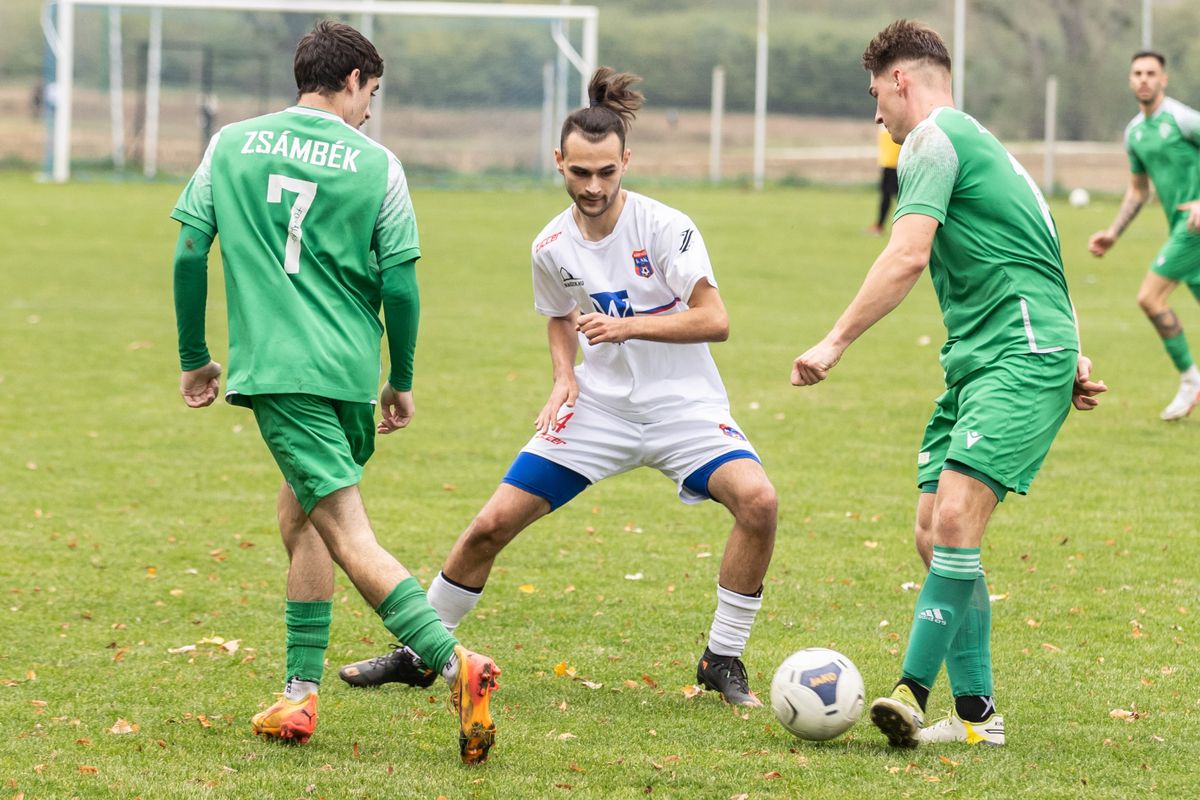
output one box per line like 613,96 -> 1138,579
50,0 -> 599,182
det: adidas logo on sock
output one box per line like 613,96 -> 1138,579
917,608 -> 947,625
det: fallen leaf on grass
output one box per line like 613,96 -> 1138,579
568,763 -> 585,773
1041,643 -> 1062,653
557,732 -> 577,741
518,584 -> 536,594
640,674 -> 657,688
1110,708 -> 1146,722
763,771 -> 782,780
938,755 -> 959,766
624,573 -> 644,581
731,795 -> 749,800
78,766 -> 97,775
681,685 -> 703,699
168,645 -> 197,654
108,719 -> 138,735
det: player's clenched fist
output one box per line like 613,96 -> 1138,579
791,340 -> 843,386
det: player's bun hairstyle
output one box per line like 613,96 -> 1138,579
861,19 -> 951,76
560,67 -> 644,153
294,20 -> 384,97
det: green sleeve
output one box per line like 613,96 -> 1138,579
173,223 -> 214,371
381,259 -> 419,391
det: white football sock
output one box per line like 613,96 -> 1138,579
427,571 -> 483,634
440,650 -> 460,686
284,678 -> 319,701
1183,364 -> 1200,383
706,583 -> 763,658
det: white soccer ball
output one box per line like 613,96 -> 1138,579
770,647 -> 865,741
1068,187 -> 1091,208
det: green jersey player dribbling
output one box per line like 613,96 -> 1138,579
791,19 -> 1106,748
1089,51 -> 1200,420
171,20 -> 498,764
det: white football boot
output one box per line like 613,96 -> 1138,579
1161,374 -> 1200,421
918,710 -> 1005,746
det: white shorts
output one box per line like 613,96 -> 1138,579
519,394 -> 760,504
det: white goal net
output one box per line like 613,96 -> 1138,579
46,0 -> 598,183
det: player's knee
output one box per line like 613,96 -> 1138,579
733,480 -> 778,535
463,507 -> 521,552
930,499 -> 979,547
1137,289 -> 1163,315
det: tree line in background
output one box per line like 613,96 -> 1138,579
2,0 -> 1199,141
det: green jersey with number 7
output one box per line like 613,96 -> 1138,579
894,107 -> 1079,387
171,105 -> 421,405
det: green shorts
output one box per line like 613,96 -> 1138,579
1150,226 -> 1200,283
251,394 -> 376,515
916,351 -> 1076,500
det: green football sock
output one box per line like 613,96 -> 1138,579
375,577 -> 458,673
901,546 -> 980,689
1162,332 -> 1195,372
285,599 -> 333,684
944,575 -> 993,698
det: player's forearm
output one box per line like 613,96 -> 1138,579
624,305 -> 729,344
547,315 -> 580,383
381,259 -> 419,391
1109,187 -> 1147,237
173,224 -> 213,371
828,248 -> 926,350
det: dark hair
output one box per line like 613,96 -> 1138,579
1131,50 -> 1166,68
862,19 -> 951,76
294,20 -> 383,97
559,67 -> 644,152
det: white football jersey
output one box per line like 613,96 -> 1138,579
530,191 -> 729,423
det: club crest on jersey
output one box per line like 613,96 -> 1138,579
632,249 -> 653,278
1160,122 -> 1173,139
719,423 -> 747,441
590,290 -> 635,318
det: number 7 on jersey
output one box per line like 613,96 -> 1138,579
267,174 -> 318,274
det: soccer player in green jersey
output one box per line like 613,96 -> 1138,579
170,20 -> 498,764
791,20 -> 1106,748
1088,51 -> 1200,420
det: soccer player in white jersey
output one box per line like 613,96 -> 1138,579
1088,51 -> 1200,420
340,67 -> 778,707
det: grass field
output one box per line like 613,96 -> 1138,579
2,173 -> 1198,799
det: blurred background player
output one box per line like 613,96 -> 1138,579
170,20 -> 497,764
792,19 -> 1105,748
1088,51 -> 1200,421
869,122 -> 902,235
339,66 -> 778,708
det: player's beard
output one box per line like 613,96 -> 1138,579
573,180 -> 622,219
